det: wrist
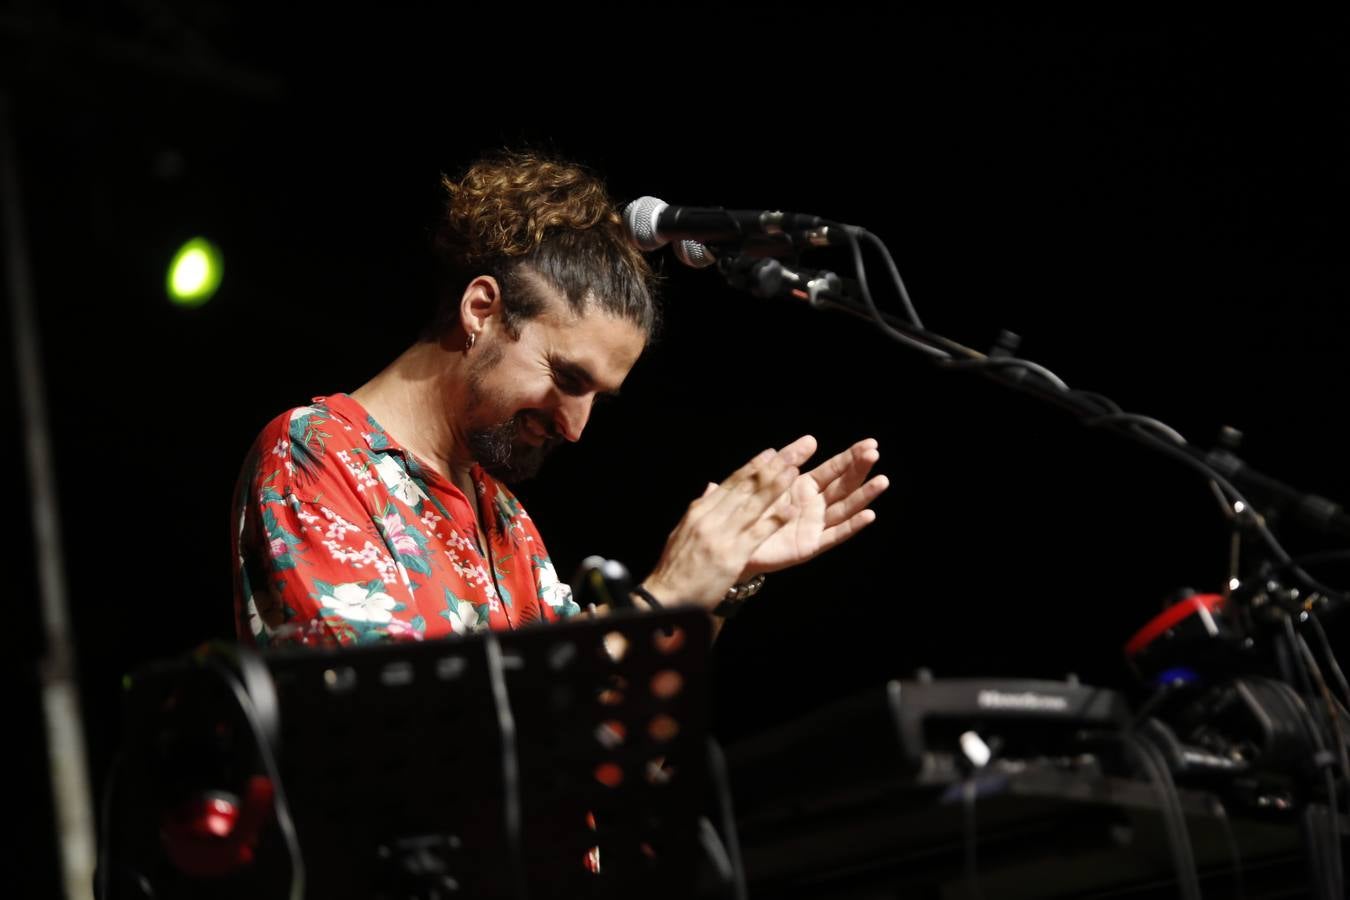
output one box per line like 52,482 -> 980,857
638,572 -> 673,604
714,573 -> 765,618
630,583 -> 665,612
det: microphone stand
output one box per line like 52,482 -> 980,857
712,244 -> 1350,615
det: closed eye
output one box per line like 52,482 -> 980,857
553,370 -> 587,396
550,355 -> 620,401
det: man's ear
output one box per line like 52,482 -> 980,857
459,275 -> 502,339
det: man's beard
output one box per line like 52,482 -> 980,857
466,412 -> 561,483
465,350 -> 562,483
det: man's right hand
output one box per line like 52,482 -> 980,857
640,442 -> 812,609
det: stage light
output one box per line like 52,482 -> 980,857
166,237 -> 223,306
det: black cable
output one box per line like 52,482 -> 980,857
1110,426 -> 1350,605
961,775 -> 984,900
696,816 -> 735,890
829,226 -> 1350,605
1292,628 -> 1350,784
484,633 -> 529,900
1069,389 -> 1124,416
1315,767 -> 1346,900
1128,682 -> 1186,732
1280,617 -> 1345,900
1084,412 -> 1189,447
207,659 -> 306,900
1146,732 -> 1204,900
1123,731 -> 1202,900
838,223 -> 950,360
1306,613 -> 1350,711
1208,797 -> 1245,900
704,739 -> 748,900
938,356 -> 1072,390
1292,550 -> 1350,568
858,228 -> 924,329
95,751 -> 122,900
715,214 -> 1350,608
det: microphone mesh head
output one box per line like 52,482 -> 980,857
622,196 -> 668,251
673,240 -> 716,269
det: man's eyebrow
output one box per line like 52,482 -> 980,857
552,356 -> 621,397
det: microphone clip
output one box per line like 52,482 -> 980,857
717,253 -> 843,308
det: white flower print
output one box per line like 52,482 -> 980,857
245,596 -> 265,637
270,438 -> 295,475
373,454 -> 428,505
445,548 -> 491,588
445,530 -> 478,555
535,558 -> 573,613
323,539 -> 399,584
319,582 -> 397,624
317,506 -> 361,543
442,597 -> 486,635
337,450 -> 378,491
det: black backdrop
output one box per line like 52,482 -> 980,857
5,10 -> 1350,896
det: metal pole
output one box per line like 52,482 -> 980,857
0,91 -> 96,900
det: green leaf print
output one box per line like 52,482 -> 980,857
261,507 -> 302,571
259,471 -> 284,504
288,410 -> 333,477
364,415 -> 391,451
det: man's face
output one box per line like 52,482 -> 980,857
462,291 -> 646,482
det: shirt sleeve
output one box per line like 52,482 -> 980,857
233,407 -> 424,647
533,553 -> 582,623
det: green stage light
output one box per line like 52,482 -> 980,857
166,237 -> 223,306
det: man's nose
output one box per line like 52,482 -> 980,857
555,394 -> 594,443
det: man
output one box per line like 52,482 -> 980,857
231,150 -> 888,646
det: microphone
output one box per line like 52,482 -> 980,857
673,239 -> 716,269
623,196 -> 842,252
671,231 -> 818,269
571,556 -> 636,610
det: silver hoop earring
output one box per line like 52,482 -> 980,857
465,332 -> 476,352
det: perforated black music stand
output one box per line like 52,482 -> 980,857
105,607 -> 713,900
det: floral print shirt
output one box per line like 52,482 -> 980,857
232,393 -> 581,647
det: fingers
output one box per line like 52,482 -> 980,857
776,434 -> 817,468
814,438 -> 878,488
648,448 -> 800,608
701,446 -> 798,522
727,455 -> 799,524
747,493 -> 797,546
825,473 -> 890,525
816,507 -> 879,554
713,447 -> 777,497
819,439 -> 881,505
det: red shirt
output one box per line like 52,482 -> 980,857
231,394 -> 579,646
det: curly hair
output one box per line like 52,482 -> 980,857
427,150 -> 659,340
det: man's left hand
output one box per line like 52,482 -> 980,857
706,435 -> 889,578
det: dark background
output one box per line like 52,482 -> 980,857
5,8 -> 1349,895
